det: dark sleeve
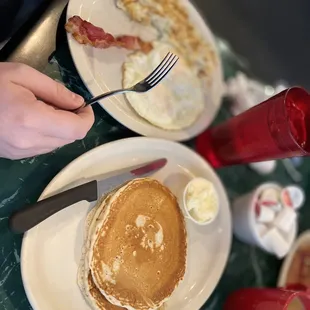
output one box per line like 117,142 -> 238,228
0,0 -> 23,42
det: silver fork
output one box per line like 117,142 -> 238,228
78,52 -> 179,110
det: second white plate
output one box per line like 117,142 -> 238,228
66,0 -> 224,141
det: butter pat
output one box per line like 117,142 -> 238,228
185,178 -> 219,224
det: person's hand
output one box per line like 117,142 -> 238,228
0,62 -> 94,159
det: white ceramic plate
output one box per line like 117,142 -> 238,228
66,0 -> 224,141
21,138 -> 231,310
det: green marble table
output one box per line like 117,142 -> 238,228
1,39 -> 310,310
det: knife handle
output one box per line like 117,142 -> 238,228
9,180 -> 98,234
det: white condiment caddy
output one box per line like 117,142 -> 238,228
232,183 -> 304,258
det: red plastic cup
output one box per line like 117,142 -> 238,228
223,288 -> 310,310
196,87 -> 310,168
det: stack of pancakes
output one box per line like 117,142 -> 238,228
78,178 -> 187,310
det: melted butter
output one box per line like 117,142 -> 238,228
185,178 -> 219,223
138,217 -> 164,251
155,224 -> 163,247
101,262 -> 116,285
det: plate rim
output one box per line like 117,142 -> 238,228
21,137 -> 232,310
65,0 -> 224,142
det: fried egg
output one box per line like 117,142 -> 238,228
123,42 -> 205,130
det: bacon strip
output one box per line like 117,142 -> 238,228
65,16 -> 152,53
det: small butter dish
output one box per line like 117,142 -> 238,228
181,177 -> 219,226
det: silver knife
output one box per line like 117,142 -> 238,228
9,158 -> 167,234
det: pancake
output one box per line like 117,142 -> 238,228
88,178 -> 187,310
78,192 -> 124,310
78,187 -> 167,310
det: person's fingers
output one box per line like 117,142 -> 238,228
35,135 -> 75,150
0,138 -> 54,159
5,63 -> 84,110
32,101 -> 94,140
2,136 -> 74,159
6,146 -> 57,160
75,105 -> 95,127
7,129 -> 74,150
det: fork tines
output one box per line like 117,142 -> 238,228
146,52 -> 179,87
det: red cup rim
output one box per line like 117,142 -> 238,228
284,87 -> 310,155
224,288 -> 310,310
284,290 -> 310,308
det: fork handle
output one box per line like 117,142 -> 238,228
73,89 -> 130,113
86,89 -> 129,106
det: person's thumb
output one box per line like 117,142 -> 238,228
7,62 -> 84,110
